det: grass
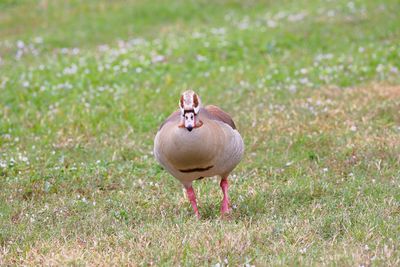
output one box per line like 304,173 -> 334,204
0,0 -> 399,265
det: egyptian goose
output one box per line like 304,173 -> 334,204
154,90 -> 244,217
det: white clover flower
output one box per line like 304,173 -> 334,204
288,12 -> 306,22
191,32 -> 204,38
17,40 -> 25,49
121,59 -> 130,66
289,84 -> 297,93
98,44 -> 109,52
267,20 -> 277,28
152,55 -> 165,63
327,10 -> 335,17
0,160 -> 7,168
299,247 -> 307,254
63,64 -> 78,75
376,64 -> 384,73
238,21 -> 250,30
347,2 -> 356,11
196,55 -> 207,62
210,27 -> 226,35
299,77 -> 309,84
34,37 -> 43,44
274,11 -> 287,20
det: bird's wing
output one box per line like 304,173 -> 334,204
158,110 -> 180,131
204,105 -> 236,129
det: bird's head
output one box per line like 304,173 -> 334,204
179,90 -> 202,132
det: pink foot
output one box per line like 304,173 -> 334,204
220,177 -> 231,215
186,186 -> 200,218
221,198 -> 230,214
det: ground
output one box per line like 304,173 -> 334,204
0,0 -> 399,265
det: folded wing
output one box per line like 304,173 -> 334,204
204,105 -> 236,130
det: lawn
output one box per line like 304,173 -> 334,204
0,0 -> 399,265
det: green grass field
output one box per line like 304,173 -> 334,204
1,0 -> 399,265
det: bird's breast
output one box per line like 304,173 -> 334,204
157,122 -> 224,170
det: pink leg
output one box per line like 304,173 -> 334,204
186,186 -> 200,218
220,177 -> 231,214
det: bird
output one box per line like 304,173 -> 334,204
154,90 -> 244,217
